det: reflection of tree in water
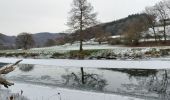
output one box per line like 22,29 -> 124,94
104,68 -> 158,77
146,70 -> 169,100
18,64 -> 34,72
108,68 -> 170,99
62,72 -> 107,91
119,69 -> 170,100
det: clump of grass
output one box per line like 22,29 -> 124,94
51,52 -> 65,58
69,50 -> 99,59
0,52 -> 40,58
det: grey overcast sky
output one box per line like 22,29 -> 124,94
0,0 -> 162,36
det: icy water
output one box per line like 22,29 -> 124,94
1,63 -> 170,100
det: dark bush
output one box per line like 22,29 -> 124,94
18,64 -> 34,72
51,52 -> 65,58
69,50 -> 99,59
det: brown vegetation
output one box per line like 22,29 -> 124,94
0,60 -> 22,88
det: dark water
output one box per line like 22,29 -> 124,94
0,63 -> 8,68
1,63 -> 170,99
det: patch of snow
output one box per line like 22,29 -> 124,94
0,58 -> 170,69
110,35 -> 122,39
1,82 -> 144,100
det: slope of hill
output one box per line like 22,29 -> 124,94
101,13 -> 147,35
0,33 -> 16,47
67,13 -> 148,41
0,32 -> 67,48
33,32 -> 67,47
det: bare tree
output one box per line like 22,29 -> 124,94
16,32 -> 35,50
67,0 -> 98,51
124,17 -> 148,45
45,39 -> 56,47
144,7 -> 158,42
164,0 -> 170,10
67,0 -> 98,84
154,1 -> 169,42
92,26 -> 111,44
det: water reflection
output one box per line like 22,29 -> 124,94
104,68 -> 158,77
0,63 -> 8,68
62,72 -> 107,91
1,63 -> 170,100
146,70 -> 170,100
110,69 -> 170,100
18,64 -> 34,72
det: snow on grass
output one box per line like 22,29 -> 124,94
1,82 -> 144,100
0,58 -> 170,69
29,43 -> 170,54
30,44 -> 125,53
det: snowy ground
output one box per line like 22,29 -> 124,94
0,58 -> 169,69
2,44 -> 170,54
29,44 -> 123,54
1,45 -> 170,61
0,82 -> 146,100
28,45 -> 170,54
31,44 -> 123,51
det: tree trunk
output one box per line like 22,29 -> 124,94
152,26 -> 157,43
163,20 -> 167,43
80,40 -> 83,52
81,67 -> 85,84
99,41 -> 102,45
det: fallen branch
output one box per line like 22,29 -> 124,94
0,60 -> 22,88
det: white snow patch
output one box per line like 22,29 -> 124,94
0,58 -> 170,69
2,82 -> 144,100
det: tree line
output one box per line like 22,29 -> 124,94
144,0 -> 170,43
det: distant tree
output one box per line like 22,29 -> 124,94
55,37 -> 65,45
165,0 -> 170,8
93,27 -> 111,44
157,34 -> 163,41
45,39 -> 56,47
144,33 -> 152,42
124,17 -> 148,45
154,1 -> 169,42
144,7 -> 158,42
67,0 -> 98,84
16,32 -> 35,50
164,0 -> 170,25
67,0 -> 98,51
63,35 -> 75,45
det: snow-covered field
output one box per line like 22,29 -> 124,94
32,44 -> 119,51
1,82 -> 145,100
29,44 -> 170,54
29,44 -> 124,54
1,43 -> 170,54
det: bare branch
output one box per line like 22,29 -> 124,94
0,60 -> 22,88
